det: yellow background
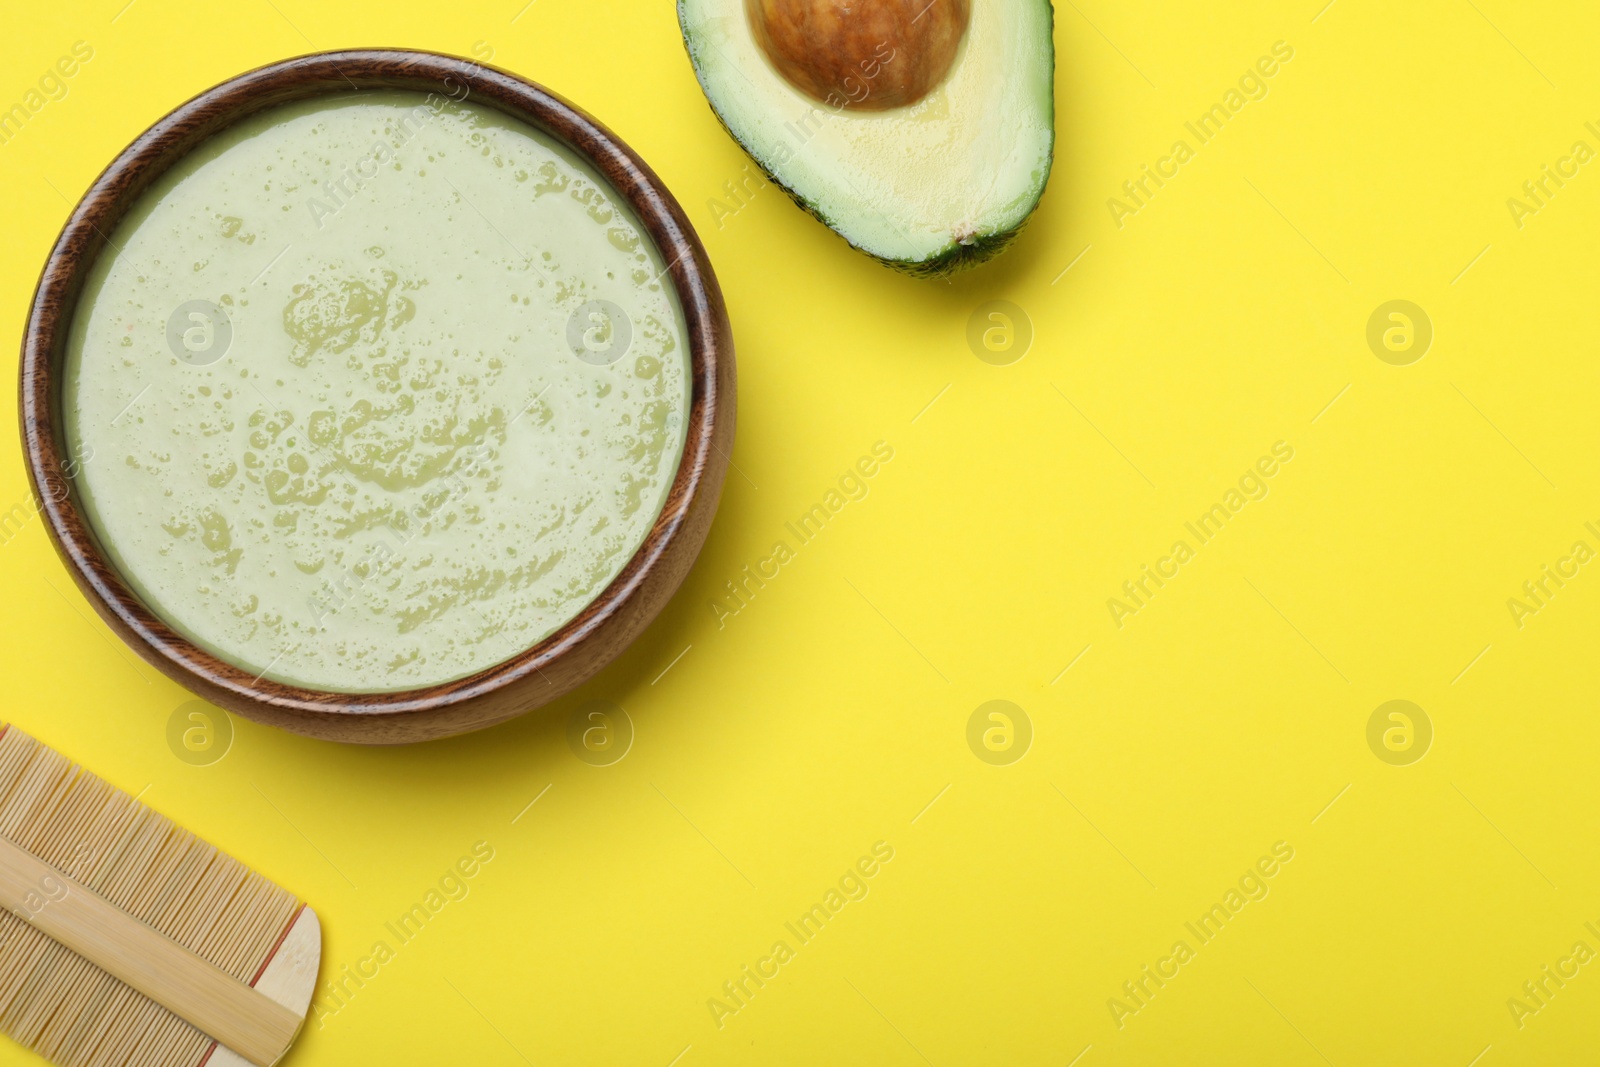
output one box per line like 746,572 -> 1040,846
3,1 -> 1599,1064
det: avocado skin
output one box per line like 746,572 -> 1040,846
678,0 -> 1055,278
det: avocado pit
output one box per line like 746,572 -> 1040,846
746,0 -> 971,111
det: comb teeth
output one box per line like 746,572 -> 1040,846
0,726 -> 301,1067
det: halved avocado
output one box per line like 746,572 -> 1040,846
678,0 -> 1055,276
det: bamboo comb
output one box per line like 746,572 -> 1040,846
0,724 -> 319,1067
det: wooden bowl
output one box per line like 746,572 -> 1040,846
19,50 -> 735,744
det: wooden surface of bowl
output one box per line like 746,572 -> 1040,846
19,49 -> 735,744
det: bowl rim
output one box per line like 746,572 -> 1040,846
19,48 -> 733,735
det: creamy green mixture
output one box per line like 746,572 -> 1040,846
64,90 -> 690,692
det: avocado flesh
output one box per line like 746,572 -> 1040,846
678,0 -> 1055,275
